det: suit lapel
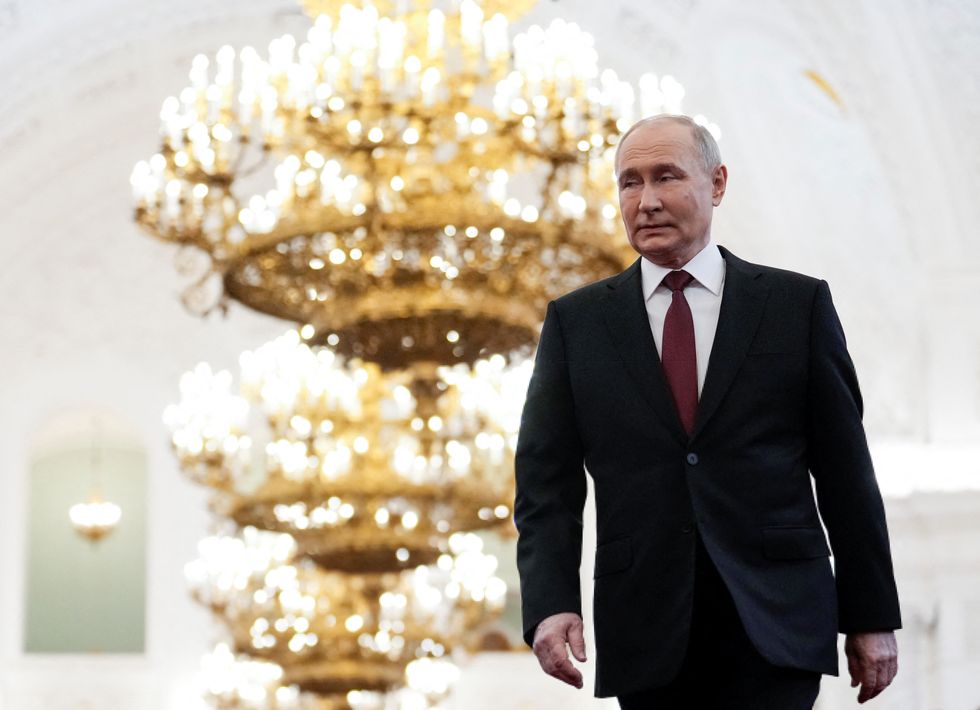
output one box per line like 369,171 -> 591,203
690,246 -> 769,440
601,259 -> 688,445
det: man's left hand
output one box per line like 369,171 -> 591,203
844,631 -> 898,703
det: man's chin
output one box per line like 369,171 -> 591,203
630,237 -> 697,269
630,232 -> 677,255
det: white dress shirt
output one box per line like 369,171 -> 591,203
640,242 -> 727,397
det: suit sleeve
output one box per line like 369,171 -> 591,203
514,300 -> 587,648
806,280 -> 902,633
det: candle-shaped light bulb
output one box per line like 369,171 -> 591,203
460,0 -> 483,52
427,9 -> 445,58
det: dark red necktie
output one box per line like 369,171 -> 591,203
661,270 -> 698,436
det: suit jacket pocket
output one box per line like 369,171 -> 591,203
762,526 -> 830,560
594,537 -> 632,578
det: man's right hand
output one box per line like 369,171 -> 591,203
531,612 -> 588,689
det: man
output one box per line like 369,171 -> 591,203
513,115 -> 901,709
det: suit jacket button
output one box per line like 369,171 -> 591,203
681,523 -> 694,534
686,453 -> 699,465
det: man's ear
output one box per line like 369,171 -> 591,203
711,164 -> 728,206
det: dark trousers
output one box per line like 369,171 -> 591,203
618,535 -> 821,710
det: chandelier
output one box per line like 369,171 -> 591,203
69,493 -> 122,542
69,429 -> 123,542
136,0 -> 708,706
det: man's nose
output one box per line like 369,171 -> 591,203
638,184 -> 662,212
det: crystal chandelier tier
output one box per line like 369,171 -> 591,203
129,0 -> 709,366
165,331 -> 529,572
201,642 -> 460,710
186,527 -> 503,701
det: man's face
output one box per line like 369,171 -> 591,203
616,121 -> 727,269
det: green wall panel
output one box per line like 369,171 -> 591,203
24,444 -> 147,654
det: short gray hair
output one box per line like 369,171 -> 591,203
614,115 -> 722,177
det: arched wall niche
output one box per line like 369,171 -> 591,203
24,408 -> 148,655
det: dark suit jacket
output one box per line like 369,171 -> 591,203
514,246 -> 901,698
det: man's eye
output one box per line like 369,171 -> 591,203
659,174 -> 676,182
621,179 -> 640,188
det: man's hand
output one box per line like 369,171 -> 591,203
845,631 -> 898,703
532,612 -> 588,689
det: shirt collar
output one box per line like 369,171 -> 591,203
640,241 -> 726,302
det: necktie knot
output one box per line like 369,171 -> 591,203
663,270 -> 695,292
